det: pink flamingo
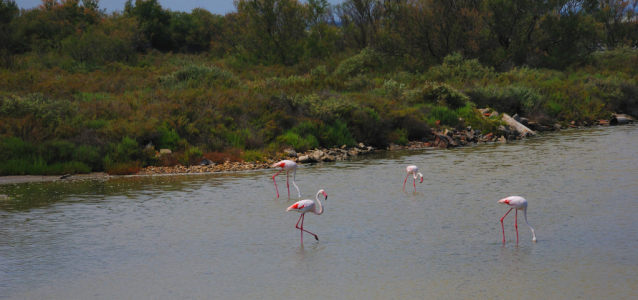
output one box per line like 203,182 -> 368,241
498,196 -> 537,244
286,189 -> 327,244
403,165 -> 424,192
271,160 -> 300,198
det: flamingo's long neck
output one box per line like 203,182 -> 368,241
523,208 -> 537,242
314,190 -> 324,215
292,168 -> 300,197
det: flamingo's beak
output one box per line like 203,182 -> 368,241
420,178 -> 424,184
498,198 -> 509,204
322,191 -> 328,200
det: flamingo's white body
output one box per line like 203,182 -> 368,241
286,189 -> 327,244
498,196 -> 537,243
272,160 -> 300,198
403,165 -> 424,192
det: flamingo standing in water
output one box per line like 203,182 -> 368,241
272,160 -> 300,198
286,189 -> 328,245
498,196 -> 537,244
403,165 -> 424,192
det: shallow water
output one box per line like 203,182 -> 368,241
1,125 -> 637,299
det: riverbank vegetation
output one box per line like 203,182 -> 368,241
1,0 -> 638,175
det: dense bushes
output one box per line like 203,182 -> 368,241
2,0 -> 638,175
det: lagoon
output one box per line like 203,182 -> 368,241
1,125 -> 637,299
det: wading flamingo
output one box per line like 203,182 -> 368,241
403,165 -> 424,192
498,196 -> 537,244
286,189 -> 328,245
272,160 -> 300,198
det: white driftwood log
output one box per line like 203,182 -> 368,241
502,114 -> 537,137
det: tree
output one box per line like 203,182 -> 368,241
0,0 -> 19,67
124,0 -> 173,51
232,0 -> 308,65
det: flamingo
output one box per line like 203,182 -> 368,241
271,160 -> 300,198
286,189 -> 328,245
403,165 -> 424,192
498,196 -> 537,244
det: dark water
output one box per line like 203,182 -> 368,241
1,125 -> 637,299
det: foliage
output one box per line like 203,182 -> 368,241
0,0 -> 637,175
466,85 -> 542,116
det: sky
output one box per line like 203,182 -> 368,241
16,0 -> 345,15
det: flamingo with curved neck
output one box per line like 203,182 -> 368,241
286,189 -> 328,244
498,196 -> 537,243
271,160 -> 300,198
403,165 -> 424,192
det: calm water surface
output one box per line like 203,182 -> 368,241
1,125 -> 637,299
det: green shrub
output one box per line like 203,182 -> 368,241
107,136 -> 142,163
321,119 -> 357,148
334,48 -> 380,78
0,93 -> 77,129
389,128 -> 409,146
242,150 -> 268,162
159,65 -> 238,88
421,83 -> 469,110
293,93 -> 360,122
276,131 -> 319,152
456,102 -> 503,134
424,52 -> 495,82
466,85 -> 542,116
0,158 -> 90,175
179,146 -> 203,165
429,106 -> 460,127
157,127 -> 180,150
71,145 -> 102,171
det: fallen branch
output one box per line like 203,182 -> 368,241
502,114 -> 537,137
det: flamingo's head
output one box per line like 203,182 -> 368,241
319,189 -> 328,200
419,176 -> 424,184
498,198 -> 510,205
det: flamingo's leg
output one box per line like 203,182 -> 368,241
515,210 -> 519,244
295,213 -> 303,228
403,174 -> 410,190
295,213 -> 318,241
500,208 -> 513,244
272,169 -> 284,197
413,177 -> 416,192
286,171 -> 290,198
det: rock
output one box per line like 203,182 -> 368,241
444,129 -> 454,137
484,133 -> 494,140
60,174 -> 71,179
322,154 -> 336,162
367,146 -> 374,151
284,148 -> 298,158
507,134 -> 517,140
554,124 -> 562,130
520,117 -> 529,126
388,144 -> 403,151
199,158 -> 214,166
309,150 -> 324,162
145,141 -> 154,150
341,145 -> 347,149
474,129 -> 481,135
0,194 -> 11,201
489,111 -> 499,117
498,125 -> 511,135
513,114 -> 521,122
160,149 -> 172,155
465,131 -> 475,141
358,143 -> 365,148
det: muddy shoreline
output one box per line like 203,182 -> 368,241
0,119 -> 632,186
